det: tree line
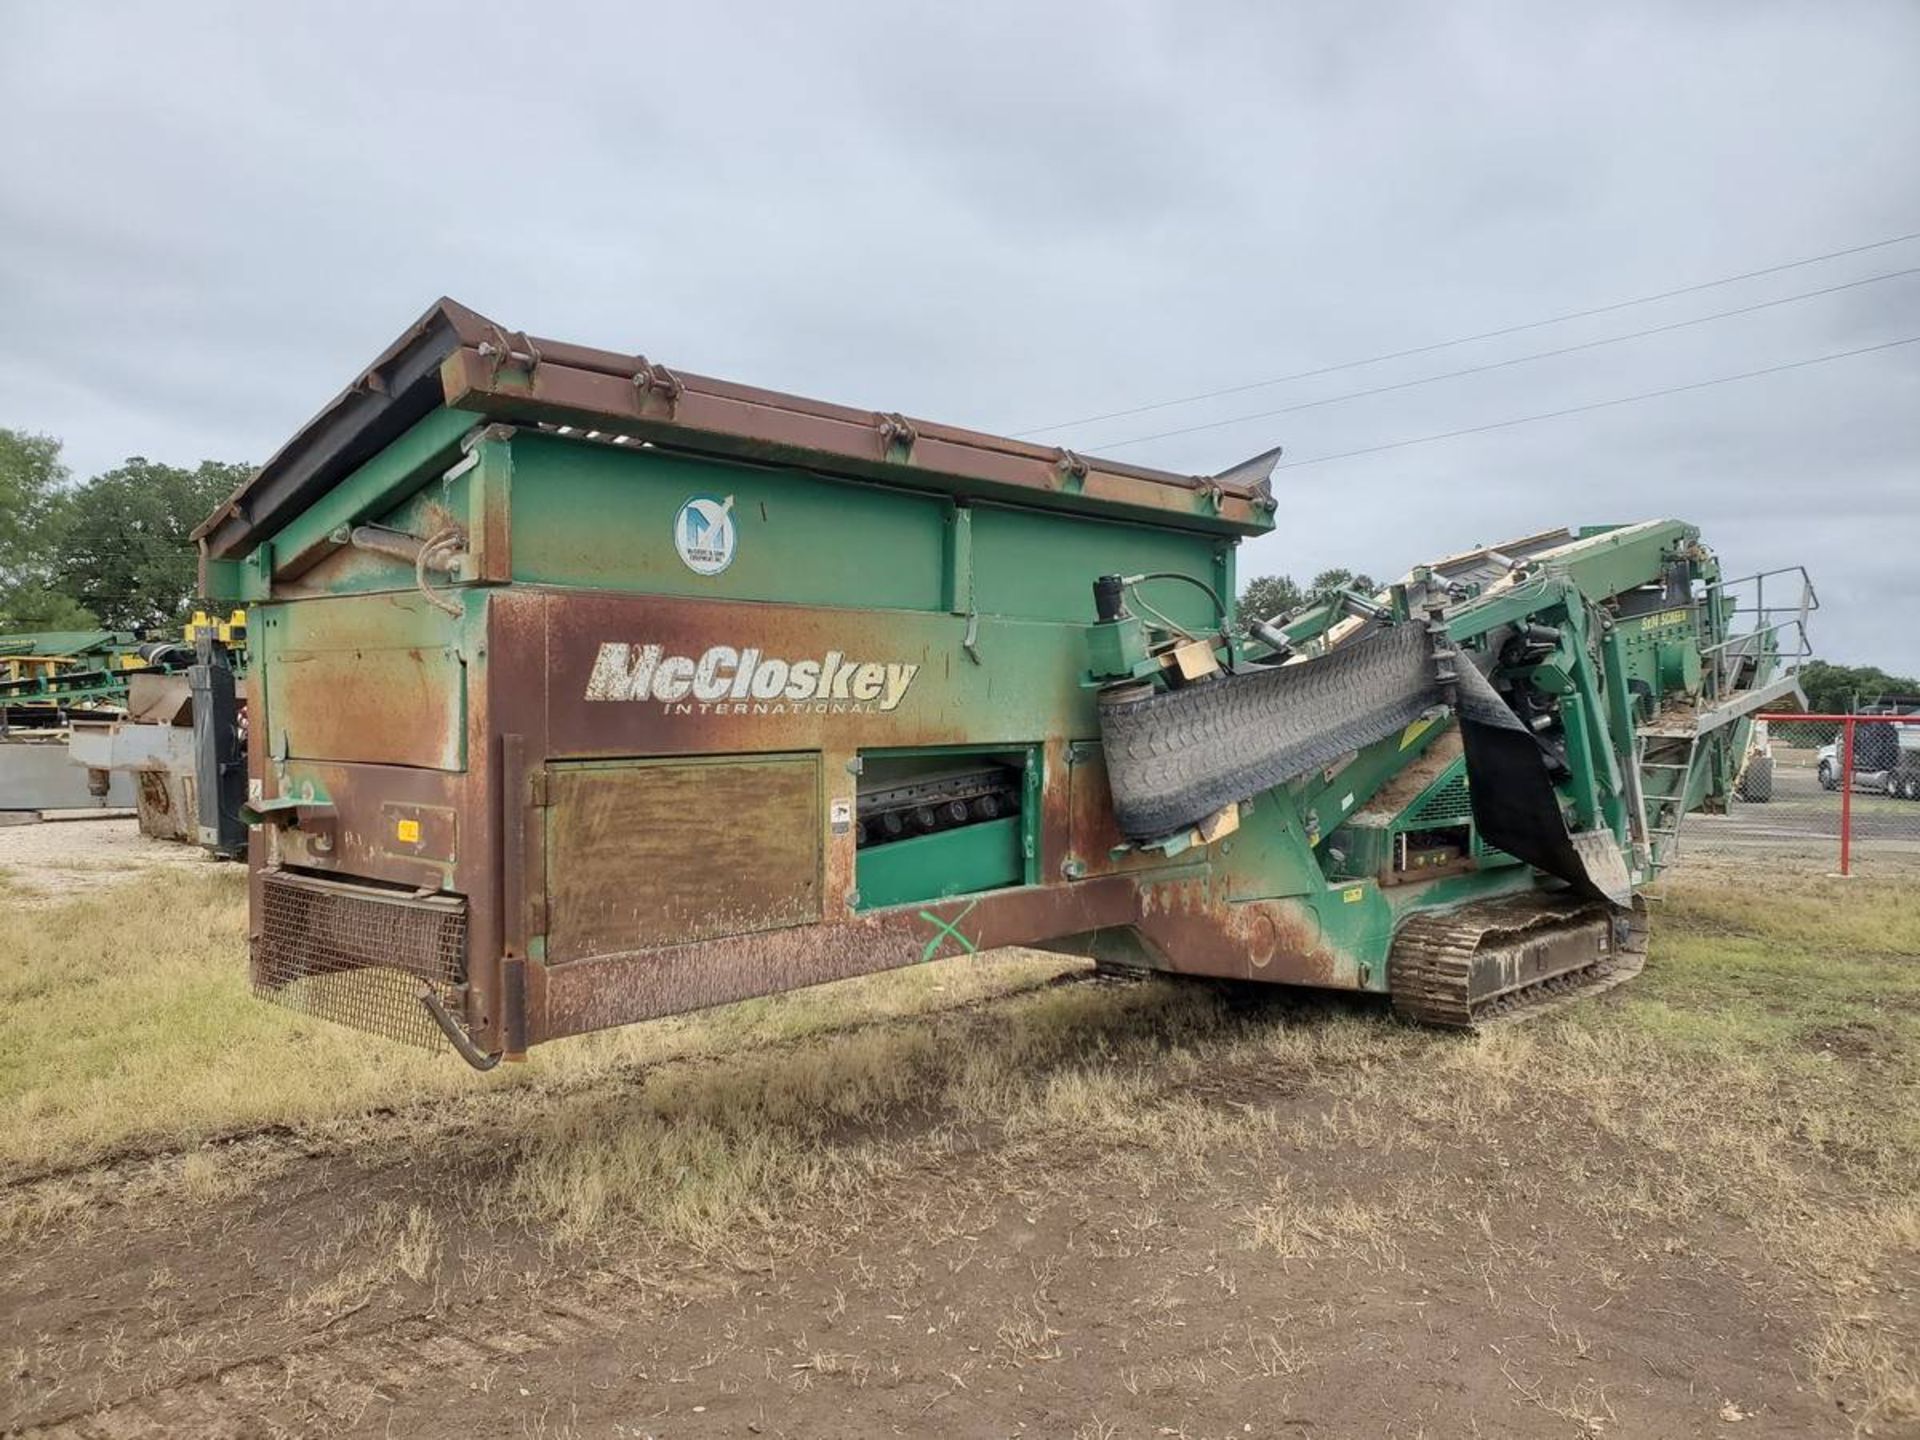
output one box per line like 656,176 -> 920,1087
0,427 -> 249,634
1238,568 -> 1377,623
1796,661 -> 1920,714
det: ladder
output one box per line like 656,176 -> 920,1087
1637,738 -> 1701,877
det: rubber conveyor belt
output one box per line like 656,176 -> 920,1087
1096,622 -> 1631,907
1098,624 -> 1438,842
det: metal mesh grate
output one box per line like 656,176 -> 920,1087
254,871 -> 467,1051
1405,771 -> 1474,828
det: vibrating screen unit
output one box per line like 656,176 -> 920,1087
200,298 -> 1808,1066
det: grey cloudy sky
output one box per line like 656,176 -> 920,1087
4,2 -> 1916,669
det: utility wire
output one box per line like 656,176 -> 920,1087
1091,265 -> 1920,450
1258,334 -> 1920,472
1011,227 -> 1920,436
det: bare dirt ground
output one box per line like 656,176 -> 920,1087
2,823 -> 1916,1439
0,814 -> 211,903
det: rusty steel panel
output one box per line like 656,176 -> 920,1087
377,800 -> 457,867
259,761 -> 470,894
267,645 -> 464,770
135,770 -> 196,842
255,592 -> 474,773
539,872 -> 1140,1040
435,339 -> 1263,498
1131,877 -> 1355,988
1066,746 -> 1172,880
544,755 -> 822,963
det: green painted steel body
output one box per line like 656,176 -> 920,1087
210,301 -> 1789,1058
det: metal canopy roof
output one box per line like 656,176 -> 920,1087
194,299 -> 1279,562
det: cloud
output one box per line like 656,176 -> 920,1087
2,0 -> 1915,666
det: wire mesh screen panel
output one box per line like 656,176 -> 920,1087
1405,770 -> 1474,828
1699,715 -> 1920,874
254,870 -> 468,1050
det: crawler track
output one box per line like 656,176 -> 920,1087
1388,892 -> 1650,1030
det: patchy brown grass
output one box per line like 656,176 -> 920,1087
3,856 -> 1916,1430
0,866 -> 1083,1176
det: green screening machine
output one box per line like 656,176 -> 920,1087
196,300 -> 1813,1066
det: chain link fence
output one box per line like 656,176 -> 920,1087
1690,713 -> 1920,873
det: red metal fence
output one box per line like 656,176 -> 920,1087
1738,713 -> 1920,875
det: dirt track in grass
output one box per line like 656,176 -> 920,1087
2,830 -> 1916,1438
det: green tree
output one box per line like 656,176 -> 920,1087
1309,567 -> 1378,597
54,458 -> 251,631
0,428 -> 64,562
0,427 -> 95,630
1797,660 -> 1920,715
0,580 -> 95,632
1239,573 -> 1303,621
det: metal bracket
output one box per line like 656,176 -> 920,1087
1427,622 -> 1461,710
478,327 -> 542,377
631,356 -> 684,410
1054,448 -> 1089,483
877,412 -> 919,455
460,422 -> 514,454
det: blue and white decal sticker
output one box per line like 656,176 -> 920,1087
674,494 -> 736,576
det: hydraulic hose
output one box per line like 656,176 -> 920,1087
1122,571 -> 1229,628
417,983 -> 502,1071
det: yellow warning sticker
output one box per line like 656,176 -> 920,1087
1342,886 -> 1365,904
395,818 -> 421,844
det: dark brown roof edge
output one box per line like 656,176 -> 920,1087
197,300 -> 1277,562
194,298 -> 493,560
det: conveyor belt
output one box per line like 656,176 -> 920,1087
1096,620 -> 1632,906
1098,624 -> 1438,841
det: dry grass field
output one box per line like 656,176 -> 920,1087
1,828 -> 1916,1437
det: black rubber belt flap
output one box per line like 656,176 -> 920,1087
1453,661 -> 1632,907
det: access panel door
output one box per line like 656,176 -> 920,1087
543,753 -> 822,963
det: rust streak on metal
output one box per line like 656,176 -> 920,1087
541,875 -> 1140,1040
436,348 -> 1270,532
1132,878 -> 1350,988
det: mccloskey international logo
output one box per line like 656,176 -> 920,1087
586,643 -> 919,714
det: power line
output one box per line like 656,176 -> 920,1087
1256,334 -> 1920,472
1011,227 -> 1920,437
1093,265 -> 1920,451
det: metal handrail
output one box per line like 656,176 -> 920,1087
1703,616 -> 1814,663
1698,565 -> 1817,699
